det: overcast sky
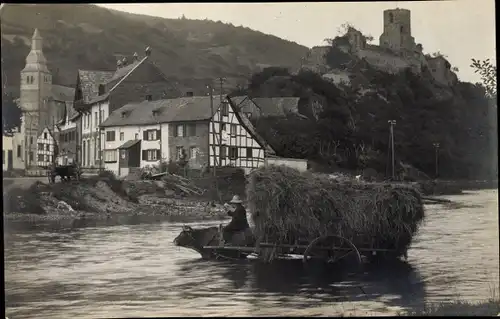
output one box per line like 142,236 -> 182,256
98,1 -> 496,84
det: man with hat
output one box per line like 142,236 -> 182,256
221,195 -> 250,244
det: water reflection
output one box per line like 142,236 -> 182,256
4,189 -> 498,318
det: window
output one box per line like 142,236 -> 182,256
100,110 -> 104,123
220,145 -> 227,159
176,146 -> 185,160
29,152 -> 33,161
104,149 -> 117,163
38,143 -> 44,150
245,112 -> 252,118
144,130 -> 158,141
45,155 -> 49,162
38,154 -> 44,162
17,145 -> 21,158
120,132 -> 124,141
400,26 -> 404,33
189,147 -> 198,159
175,124 -> 185,137
95,112 -> 98,126
30,137 -> 33,144
49,155 -> 52,163
229,146 -> 238,160
230,124 -> 237,136
143,149 -> 160,161
389,12 -> 394,23
46,144 -> 50,151
221,102 -> 229,116
98,84 -> 105,95
187,124 -> 196,136
44,132 -> 48,139
83,114 -> 86,128
135,133 -> 139,140
246,147 -> 253,158
106,131 -> 116,141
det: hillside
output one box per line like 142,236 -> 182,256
0,4 -> 309,96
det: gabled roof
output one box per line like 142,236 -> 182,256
77,70 -> 114,102
227,96 -> 276,155
105,57 -> 148,88
52,85 -> 75,102
230,96 -> 301,118
100,96 -> 223,127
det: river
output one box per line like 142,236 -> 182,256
4,189 -> 499,318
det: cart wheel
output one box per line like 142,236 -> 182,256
303,235 -> 362,271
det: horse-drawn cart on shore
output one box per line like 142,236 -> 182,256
47,163 -> 82,184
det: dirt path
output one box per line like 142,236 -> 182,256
3,177 -> 48,191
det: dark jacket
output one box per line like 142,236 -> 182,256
223,205 -> 250,233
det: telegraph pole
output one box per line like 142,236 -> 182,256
388,120 -> 397,180
433,142 -> 440,179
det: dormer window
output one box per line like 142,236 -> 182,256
98,84 -> 105,95
121,111 -> 129,118
146,94 -> 152,101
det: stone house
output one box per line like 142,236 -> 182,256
72,47 -> 180,169
99,94 -> 275,177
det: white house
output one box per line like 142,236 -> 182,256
80,97 -> 110,169
3,131 -> 25,171
99,95 -> 275,177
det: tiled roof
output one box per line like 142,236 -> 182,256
100,96 -> 222,127
230,96 -> 300,118
227,96 -> 276,155
106,59 -> 143,84
51,85 -> 75,102
118,139 -> 141,149
78,70 -> 114,102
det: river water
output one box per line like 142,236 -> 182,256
4,189 -> 499,318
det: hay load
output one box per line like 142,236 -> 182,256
246,165 -> 425,259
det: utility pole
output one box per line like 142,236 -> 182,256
208,84 -> 217,176
433,142 -> 440,179
388,120 -> 397,180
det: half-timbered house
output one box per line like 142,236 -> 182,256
99,94 -> 274,177
36,127 -> 57,167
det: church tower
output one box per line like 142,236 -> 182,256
379,8 -> 416,52
20,28 -> 53,168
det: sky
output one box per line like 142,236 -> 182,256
98,1 -> 496,84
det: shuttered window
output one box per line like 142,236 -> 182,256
142,149 -> 161,161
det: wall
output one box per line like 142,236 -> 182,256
81,100 -> 109,168
57,127 -> 77,165
265,157 -> 308,172
168,121 -> 209,169
3,135 -> 13,171
102,123 -> 168,176
356,47 -> 411,74
208,101 -> 266,170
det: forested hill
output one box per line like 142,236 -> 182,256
1,4 -> 308,96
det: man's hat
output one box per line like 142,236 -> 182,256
229,195 -> 243,204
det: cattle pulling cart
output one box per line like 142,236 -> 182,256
174,225 -> 405,271
47,163 -> 82,184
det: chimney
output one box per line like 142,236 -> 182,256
122,57 -> 128,66
145,46 -> 152,57
116,59 -> 122,69
185,91 -> 194,97
133,52 -> 139,62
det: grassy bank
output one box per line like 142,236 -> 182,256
399,298 -> 500,316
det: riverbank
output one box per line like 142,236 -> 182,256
3,174 -> 229,223
400,298 -> 500,316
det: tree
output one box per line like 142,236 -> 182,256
470,58 -> 497,98
2,93 -> 22,134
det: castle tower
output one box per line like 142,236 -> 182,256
379,8 -> 416,52
19,28 -> 53,168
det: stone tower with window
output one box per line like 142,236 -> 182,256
19,29 -> 53,168
379,8 -> 416,52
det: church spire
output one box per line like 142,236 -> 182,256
22,28 -> 49,73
